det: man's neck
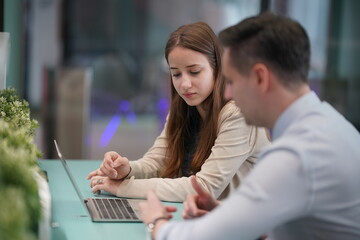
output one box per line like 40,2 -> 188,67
267,84 -> 311,129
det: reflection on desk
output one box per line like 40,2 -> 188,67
39,160 -> 183,240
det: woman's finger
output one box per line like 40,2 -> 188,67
87,168 -> 106,180
86,170 -> 97,179
91,177 -> 108,192
91,184 -> 102,194
101,160 -> 119,179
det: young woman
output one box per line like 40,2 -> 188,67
87,22 -> 270,202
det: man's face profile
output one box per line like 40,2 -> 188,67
223,48 -> 257,126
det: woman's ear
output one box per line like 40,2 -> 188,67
252,63 -> 270,93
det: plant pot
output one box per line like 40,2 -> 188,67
33,168 -> 51,240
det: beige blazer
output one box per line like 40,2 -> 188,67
115,101 -> 270,202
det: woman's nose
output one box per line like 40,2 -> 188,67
181,76 -> 192,90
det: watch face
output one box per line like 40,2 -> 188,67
146,216 -> 169,235
147,223 -> 155,233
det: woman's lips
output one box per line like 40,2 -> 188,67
183,93 -> 196,98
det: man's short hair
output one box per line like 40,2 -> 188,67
219,12 -> 310,88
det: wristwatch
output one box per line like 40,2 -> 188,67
146,216 -> 169,234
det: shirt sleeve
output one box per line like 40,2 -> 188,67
157,149 -> 310,239
115,102 -> 266,202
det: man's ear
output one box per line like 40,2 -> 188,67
252,63 -> 270,93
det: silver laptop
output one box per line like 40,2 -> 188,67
54,140 -> 143,222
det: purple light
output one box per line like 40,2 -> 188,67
157,98 -> 169,111
98,115 -> 122,148
119,100 -> 130,112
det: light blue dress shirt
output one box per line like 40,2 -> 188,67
158,91 -> 360,240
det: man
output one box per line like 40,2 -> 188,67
139,12 -> 360,240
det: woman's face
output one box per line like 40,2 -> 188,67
168,46 -> 215,108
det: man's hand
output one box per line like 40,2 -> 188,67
139,190 -> 177,239
182,175 -> 220,219
86,151 -> 131,180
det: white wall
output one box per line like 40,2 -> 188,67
28,0 -> 62,108
0,32 -> 10,90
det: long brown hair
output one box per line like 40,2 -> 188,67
161,22 -> 228,178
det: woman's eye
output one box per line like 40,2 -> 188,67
172,73 -> 181,77
190,71 -> 200,75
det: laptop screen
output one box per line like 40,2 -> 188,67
54,140 -> 86,203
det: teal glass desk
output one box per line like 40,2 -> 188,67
39,160 -> 183,240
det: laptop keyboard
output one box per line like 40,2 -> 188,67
92,198 -> 138,220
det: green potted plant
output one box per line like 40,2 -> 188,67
0,88 -> 49,240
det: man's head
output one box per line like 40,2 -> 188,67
219,12 -> 311,127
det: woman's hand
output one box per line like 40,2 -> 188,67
87,151 -> 131,180
89,176 -> 123,195
182,175 -> 220,219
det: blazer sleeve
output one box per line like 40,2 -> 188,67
115,101 -> 268,202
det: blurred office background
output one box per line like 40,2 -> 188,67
1,0 -> 359,160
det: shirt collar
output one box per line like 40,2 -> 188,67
272,91 -> 321,140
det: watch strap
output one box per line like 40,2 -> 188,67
147,216 -> 168,233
